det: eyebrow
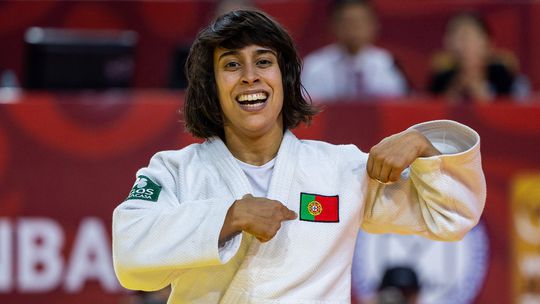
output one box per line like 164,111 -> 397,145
217,48 -> 277,61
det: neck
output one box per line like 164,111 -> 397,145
343,43 -> 367,55
224,126 -> 284,166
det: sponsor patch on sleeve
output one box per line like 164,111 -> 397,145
125,175 -> 162,202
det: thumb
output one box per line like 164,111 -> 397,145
242,194 -> 254,199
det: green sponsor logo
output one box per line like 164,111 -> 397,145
126,175 -> 161,202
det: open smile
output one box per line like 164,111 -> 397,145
235,91 -> 269,111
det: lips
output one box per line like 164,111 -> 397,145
235,91 -> 269,112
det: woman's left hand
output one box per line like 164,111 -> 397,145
367,129 -> 441,184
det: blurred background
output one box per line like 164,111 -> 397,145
0,0 -> 539,303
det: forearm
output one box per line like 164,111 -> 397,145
113,198 -> 238,289
362,120 -> 486,240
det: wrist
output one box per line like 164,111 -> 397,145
219,201 -> 243,244
409,129 -> 441,157
420,138 -> 441,157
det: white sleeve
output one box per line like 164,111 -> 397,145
359,120 -> 486,241
301,55 -> 334,101
377,62 -> 407,97
112,152 -> 242,291
360,49 -> 407,97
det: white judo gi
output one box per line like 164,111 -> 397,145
112,120 -> 486,304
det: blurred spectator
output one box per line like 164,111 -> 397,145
215,0 -> 255,16
302,0 -> 408,102
376,266 -> 420,304
428,12 -> 530,102
0,69 -> 19,88
120,289 -> 170,304
168,0 -> 255,89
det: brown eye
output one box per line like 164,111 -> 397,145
225,62 -> 240,69
257,59 -> 272,67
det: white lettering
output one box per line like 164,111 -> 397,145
131,194 -> 152,200
17,218 -> 64,292
64,218 -> 121,292
0,218 -> 11,291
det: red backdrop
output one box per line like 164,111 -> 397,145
1,0 -> 539,90
0,91 -> 539,303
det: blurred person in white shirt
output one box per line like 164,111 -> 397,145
302,0 -> 407,102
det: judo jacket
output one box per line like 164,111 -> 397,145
112,120 -> 486,304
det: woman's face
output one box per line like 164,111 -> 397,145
333,4 -> 377,54
446,20 -> 489,68
213,44 -> 284,140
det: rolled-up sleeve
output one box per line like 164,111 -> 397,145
361,120 -> 486,241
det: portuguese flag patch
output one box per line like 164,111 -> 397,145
299,192 -> 339,222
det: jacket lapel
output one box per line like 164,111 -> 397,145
204,136 -> 252,200
266,130 -> 299,206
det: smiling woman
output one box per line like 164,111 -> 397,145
183,10 -> 317,141
112,9 -> 486,304
213,44 -> 285,163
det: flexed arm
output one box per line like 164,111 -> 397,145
367,128 -> 441,184
357,120 -> 486,241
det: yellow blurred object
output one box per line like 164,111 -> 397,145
511,174 -> 540,304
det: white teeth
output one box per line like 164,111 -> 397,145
243,103 -> 263,108
238,92 -> 267,102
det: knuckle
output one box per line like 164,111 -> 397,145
370,147 -> 381,156
271,202 -> 282,210
271,208 -> 282,218
387,159 -> 399,169
280,206 -> 290,216
375,153 -> 386,162
394,161 -> 407,172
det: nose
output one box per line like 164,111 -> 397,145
241,64 -> 260,86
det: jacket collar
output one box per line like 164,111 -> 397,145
204,130 -> 300,201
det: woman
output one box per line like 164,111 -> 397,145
113,10 -> 485,303
429,12 -> 524,102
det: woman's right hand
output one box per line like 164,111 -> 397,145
219,194 -> 297,243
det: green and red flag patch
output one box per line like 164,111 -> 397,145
299,192 -> 339,222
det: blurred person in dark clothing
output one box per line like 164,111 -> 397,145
428,12 -> 530,103
376,266 -> 420,304
120,288 -> 170,304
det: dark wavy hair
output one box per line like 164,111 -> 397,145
446,12 -> 491,38
184,9 -> 318,139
